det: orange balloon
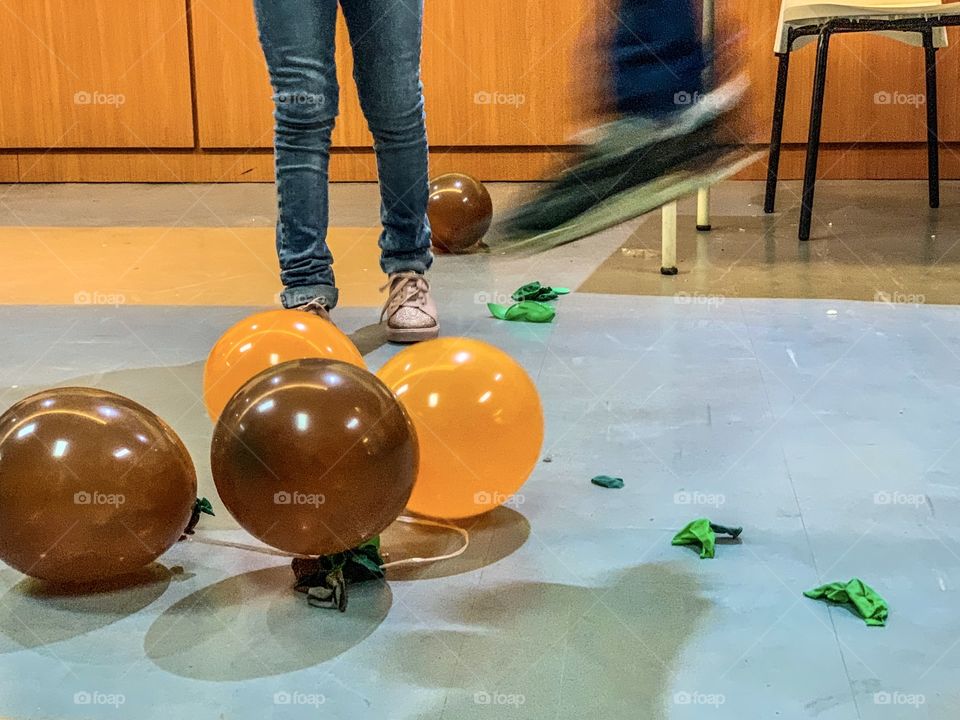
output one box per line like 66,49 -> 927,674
377,338 -> 543,519
203,310 -> 364,422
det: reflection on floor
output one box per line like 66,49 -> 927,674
0,181 -> 958,719
580,180 -> 960,304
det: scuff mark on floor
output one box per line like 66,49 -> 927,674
786,348 -> 799,369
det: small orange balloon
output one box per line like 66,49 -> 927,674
203,310 -> 364,422
377,338 -> 543,519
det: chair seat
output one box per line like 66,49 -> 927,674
775,1 -> 960,52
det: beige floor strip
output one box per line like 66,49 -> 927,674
0,226 -> 386,307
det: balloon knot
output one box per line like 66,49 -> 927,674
179,497 -> 216,541
292,537 -> 385,612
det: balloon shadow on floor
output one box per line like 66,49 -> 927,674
0,563 -> 175,653
383,506 -> 530,581
376,563 -> 711,720
144,564 -> 392,681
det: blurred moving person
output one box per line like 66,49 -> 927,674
504,0 -> 746,235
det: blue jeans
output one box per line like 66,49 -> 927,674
612,0 -> 705,117
253,0 -> 433,309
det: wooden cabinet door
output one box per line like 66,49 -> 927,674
192,0 -> 370,148
725,0 -> 960,145
191,0 -> 274,148
192,0 -> 596,149
421,0 -> 597,145
0,0 -> 194,148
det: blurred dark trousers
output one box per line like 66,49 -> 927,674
612,0 -> 705,117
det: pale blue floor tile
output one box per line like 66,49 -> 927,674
1,293 -> 958,718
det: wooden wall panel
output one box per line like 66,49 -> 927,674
0,155 -> 18,182
16,150 -> 275,183
194,0 -> 960,151
6,0 -> 960,180
421,1 -> 594,145
0,0 -> 194,148
15,143 -> 960,183
727,1 -> 960,146
191,0 -> 370,148
932,27 -> 960,141
13,148 -> 576,182
190,0 -> 273,148
735,143 -> 960,180
192,0 -> 594,149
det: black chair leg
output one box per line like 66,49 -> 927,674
799,31 -> 831,241
764,52 -> 791,214
924,30 -> 940,209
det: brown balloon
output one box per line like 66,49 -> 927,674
0,388 -> 197,584
210,358 -> 418,557
427,172 -> 493,252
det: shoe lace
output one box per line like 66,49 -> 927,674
380,272 -> 429,320
300,297 -> 329,316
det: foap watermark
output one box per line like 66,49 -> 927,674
673,91 -> 724,110
74,290 -> 126,307
874,491 -> 926,508
274,490 -> 324,507
273,691 -> 326,707
474,491 -> 524,509
874,91 -> 925,108
474,691 -> 526,707
674,490 -> 725,508
675,291 -> 725,308
276,91 -> 326,107
74,691 -> 125,708
673,690 -> 726,707
874,691 -> 925,708
474,91 -> 526,107
474,291 -> 513,305
75,490 -> 125,507
874,290 -> 925,306
74,90 -> 126,107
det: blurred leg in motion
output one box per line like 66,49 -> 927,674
503,0 -> 744,235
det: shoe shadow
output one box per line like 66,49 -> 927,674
348,321 -> 389,356
144,564 -> 392,681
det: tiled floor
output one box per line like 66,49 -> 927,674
0,181 -> 958,719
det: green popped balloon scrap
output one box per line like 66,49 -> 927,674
488,301 -> 556,323
804,578 -> 889,626
671,518 -> 743,559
